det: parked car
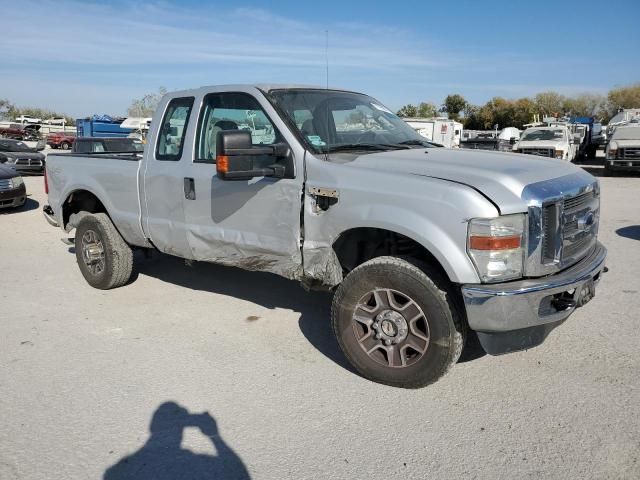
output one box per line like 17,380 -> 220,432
44,84 -> 606,388
514,126 -> 575,160
0,124 -> 41,141
605,125 -> 640,176
72,137 -> 144,154
0,138 -> 46,174
42,118 -> 67,126
14,115 -> 42,125
46,132 -> 76,150
0,164 -> 26,209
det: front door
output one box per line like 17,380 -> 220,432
181,91 -> 303,279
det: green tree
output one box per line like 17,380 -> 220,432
127,87 -> 167,117
562,93 -> 605,117
416,102 -> 437,118
442,94 -> 467,121
534,91 -> 565,117
0,99 -> 16,121
396,104 -> 418,117
607,83 -> 640,112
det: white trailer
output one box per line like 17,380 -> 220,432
403,117 -> 462,148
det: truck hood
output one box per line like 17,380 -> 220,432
346,148 -> 589,214
610,139 -> 640,148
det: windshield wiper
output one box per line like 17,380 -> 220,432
398,139 -> 432,147
325,143 -> 411,153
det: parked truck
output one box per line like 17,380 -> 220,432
43,85 -> 607,388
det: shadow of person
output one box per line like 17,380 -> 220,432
104,402 -> 250,480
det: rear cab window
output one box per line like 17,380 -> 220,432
156,97 -> 194,161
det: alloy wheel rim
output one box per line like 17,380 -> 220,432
352,288 -> 430,368
81,229 -> 105,276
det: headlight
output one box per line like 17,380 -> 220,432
11,176 -> 24,188
555,150 -> 564,158
5,157 -> 16,164
607,141 -> 618,159
467,214 -> 526,282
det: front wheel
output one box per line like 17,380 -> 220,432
60,142 -> 70,150
331,256 -> 466,388
74,213 -> 133,289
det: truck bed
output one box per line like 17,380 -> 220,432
45,152 -> 147,246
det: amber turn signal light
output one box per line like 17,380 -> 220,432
469,235 -> 521,250
216,155 -> 229,174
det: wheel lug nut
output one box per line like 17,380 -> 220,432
384,340 -> 391,346
376,333 -> 382,339
373,322 -> 379,329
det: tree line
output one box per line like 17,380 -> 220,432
0,98 -> 75,125
396,83 -> 640,129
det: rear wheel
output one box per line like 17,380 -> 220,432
74,213 -> 133,289
331,256 -> 466,388
60,142 -> 70,150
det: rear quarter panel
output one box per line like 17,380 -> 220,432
46,153 -> 148,246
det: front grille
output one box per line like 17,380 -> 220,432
16,159 -> 28,165
0,179 -> 12,191
521,148 -> 554,158
563,190 -> 594,211
540,190 -> 599,268
621,148 -> 640,159
29,159 -> 42,166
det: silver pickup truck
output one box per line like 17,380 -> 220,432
44,85 -> 607,388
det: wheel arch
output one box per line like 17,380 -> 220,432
332,226 -> 454,284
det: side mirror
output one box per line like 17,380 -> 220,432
509,137 -> 516,145
216,130 -> 292,181
573,133 -> 582,143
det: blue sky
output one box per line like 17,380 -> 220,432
1,0 -> 638,117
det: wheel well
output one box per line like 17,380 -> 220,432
62,190 -> 107,229
332,228 -> 449,282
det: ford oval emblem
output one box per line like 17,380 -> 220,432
577,211 -> 595,231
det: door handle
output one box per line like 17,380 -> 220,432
184,177 -> 196,200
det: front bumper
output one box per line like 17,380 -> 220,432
607,159 -> 640,170
0,184 -> 27,209
461,242 -> 607,354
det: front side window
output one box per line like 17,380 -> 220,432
195,92 -> 278,163
156,97 -> 194,161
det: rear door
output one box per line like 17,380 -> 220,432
142,96 -> 195,258
180,89 -> 304,279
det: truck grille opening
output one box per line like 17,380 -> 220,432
521,148 -> 554,158
621,148 -> 640,159
540,190 -> 599,269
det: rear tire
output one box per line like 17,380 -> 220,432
61,142 -> 70,150
74,213 -> 133,289
331,256 -> 466,388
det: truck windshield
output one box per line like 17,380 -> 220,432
268,89 -> 432,154
521,129 -> 565,141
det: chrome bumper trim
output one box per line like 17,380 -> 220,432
462,242 -> 607,332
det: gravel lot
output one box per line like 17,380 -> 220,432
1,160 -> 639,479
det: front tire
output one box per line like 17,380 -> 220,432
74,213 -> 133,289
60,142 -> 70,150
331,256 -> 466,388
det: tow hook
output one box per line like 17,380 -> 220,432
552,297 -> 577,311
